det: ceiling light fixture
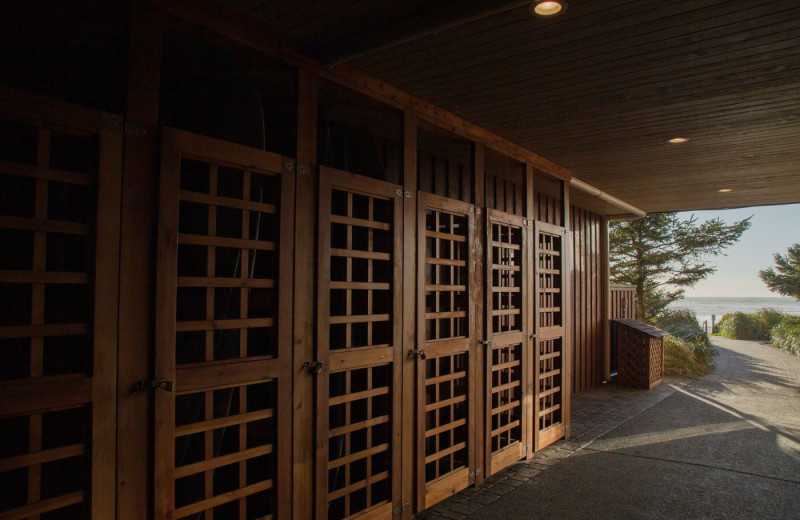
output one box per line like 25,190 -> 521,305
668,137 -> 689,144
718,188 -> 733,193
532,1 -> 567,17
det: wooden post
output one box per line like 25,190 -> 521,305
293,65 -> 318,520
401,110 -> 417,520
116,3 -> 163,519
561,181 -> 572,437
524,163 -> 535,457
601,217 -> 611,382
472,142 -> 485,484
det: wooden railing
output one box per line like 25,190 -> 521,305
610,284 -> 636,320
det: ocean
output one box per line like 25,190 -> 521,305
668,296 -> 800,329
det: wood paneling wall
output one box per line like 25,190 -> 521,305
610,285 -> 636,320
535,193 -> 562,227
570,206 -> 603,394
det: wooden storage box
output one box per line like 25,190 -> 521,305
612,319 -> 667,389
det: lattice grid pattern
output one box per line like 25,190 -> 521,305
616,324 -> 664,389
172,156 -> 281,519
536,232 -> 562,330
424,354 -> 469,483
424,210 -> 468,341
327,365 -> 392,520
490,223 -> 522,334
537,338 -> 563,430
489,344 -> 522,453
329,189 -> 393,350
0,117 -> 97,519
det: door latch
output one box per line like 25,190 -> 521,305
302,361 -> 324,374
408,348 -> 426,360
131,378 -> 173,397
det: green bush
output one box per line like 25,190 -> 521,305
716,308 -> 788,341
770,315 -> 800,356
717,312 -> 766,340
655,309 -> 716,376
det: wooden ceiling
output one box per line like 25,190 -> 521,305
210,0 -> 800,213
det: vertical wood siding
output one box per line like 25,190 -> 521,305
570,206 -> 603,394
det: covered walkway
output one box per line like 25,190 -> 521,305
420,337 -> 800,519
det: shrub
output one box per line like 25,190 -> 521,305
770,315 -> 800,356
717,312 -> 766,340
655,309 -> 715,376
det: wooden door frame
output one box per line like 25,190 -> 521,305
414,191 -> 476,511
315,166 -> 405,520
0,85 -> 123,519
154,127 -> 294,519
483,208 -> 530,476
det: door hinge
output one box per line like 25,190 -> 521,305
297,164 -> 311,175
563,425 -> 569,433
523,444 -> 531,453
469,469 -> 482,478
392,503 -> 410,515
131,378 -> 173,397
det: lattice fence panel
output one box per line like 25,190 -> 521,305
319,171 -> 401,520
158,130 -> 292,520
491,223 -> 523,334
537,338 -> 563,431
328,188 -> 394,351
489,344 -> 522,453
327,365 -> 393,519
424,354 -> 469,483
424,210 -> 468,341
0,111 -> 107,520
536,232 -> 562,331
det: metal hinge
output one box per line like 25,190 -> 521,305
523,444 -> 531,453
283,161 -> 296,172
469,469 -> 482,478
297,164 -> 311,175
102,119 -> 147,135
523,219 -> 529,226
392,503 -> 410,515
131,378 -> 173,397
396,189 -> 412,198
563,425 -> 569,433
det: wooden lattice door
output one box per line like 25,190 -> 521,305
484,210 -> 529,476
0,87 -> 121,519
316,167 -> 403,520
533,221 -> 569,450
415,193 -> 476,510
155,129 -> 294,520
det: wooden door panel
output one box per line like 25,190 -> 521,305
415,193 -> 475,510
0,86 -> 121,519
316,167 -> 403,520
155,129 -> 293,520
484,210 -> 529,476
533,221 -> 568,450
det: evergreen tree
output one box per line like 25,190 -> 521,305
759,243 -> 800,300
610,213 -> 751,322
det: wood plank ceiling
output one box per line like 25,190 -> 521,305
210,0 -> 800,213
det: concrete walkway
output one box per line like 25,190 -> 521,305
418,337 -> 800,520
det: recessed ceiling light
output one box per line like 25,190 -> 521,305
668,137 -> 689,144
718,188 -> 733,193
532,1 -> 567,17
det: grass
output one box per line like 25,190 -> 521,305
655,309 -> 715,378
714,308 -> 800,356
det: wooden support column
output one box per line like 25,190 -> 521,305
472,142 -> 485,484
400,111 -> 417,520
601,217 -> 611,382
561,181 -> 572,436
293,65 -> 318,520
524,163 -> 535,458
117,3 -> 163,519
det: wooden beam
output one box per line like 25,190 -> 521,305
161,0 -> 572,183
400,110 -> 417,520
292,65 -> 318,520
322,1 -> 533,67
116,3 -> 163,520
601,217 -> 611,382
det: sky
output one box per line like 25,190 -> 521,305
677,203 -> 800,298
